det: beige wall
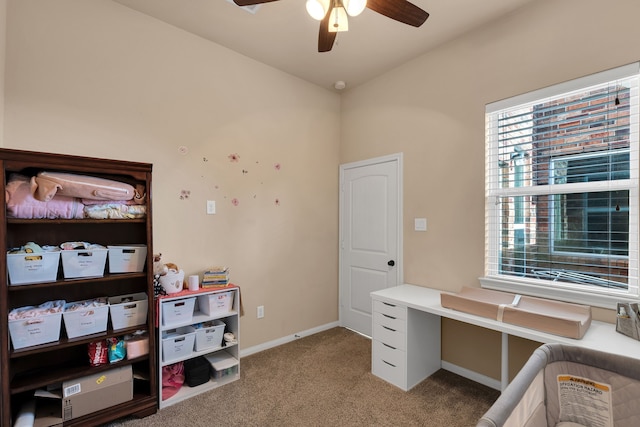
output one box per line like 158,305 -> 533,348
340,0 -> 640,379
3,0 -> 341,349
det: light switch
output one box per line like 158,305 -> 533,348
414,218 -> 427,231
207,200 -> 216,215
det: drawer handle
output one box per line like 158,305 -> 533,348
382,314 -> 396,320
382,360 -> 396,368
382,326 -> 396,332
382,302 -> 396,308
383,343 -> 397,350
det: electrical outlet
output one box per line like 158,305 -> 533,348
257,305 -> 264,319
206,200 -> 216,215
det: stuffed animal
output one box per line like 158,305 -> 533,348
153,253 -> 169,276
154,255 -> 187,294
165,262 -> 179,272
158,260 -> 185,294
153,253 -> 168,297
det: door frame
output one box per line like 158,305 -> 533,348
338,152 -> 404,330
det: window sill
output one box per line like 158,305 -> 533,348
479,276 -> 638,310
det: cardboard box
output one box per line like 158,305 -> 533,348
34,399 -> 63,427
34,365 -> 133,424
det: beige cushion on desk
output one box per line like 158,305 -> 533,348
440,287 -> 592,339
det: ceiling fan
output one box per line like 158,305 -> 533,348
232,0 -> 429,52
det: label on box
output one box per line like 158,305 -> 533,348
64,383 -> 81,398
25,320 -> 45,337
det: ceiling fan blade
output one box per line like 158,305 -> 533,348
233,0 -> 279,6
366,0 -> 429,27
318,6 -> 337,52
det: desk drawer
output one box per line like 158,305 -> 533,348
373,310 -> 405,333
372,340 -> 406,389
372,321 -> 405,350
373,300 -> 407,320
373,338 -> 405,366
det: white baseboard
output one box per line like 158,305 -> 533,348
441,361 -> 501,391
240,324 -> 501,392
240,321 -> 340,358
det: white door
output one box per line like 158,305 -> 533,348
339,154 -> 402,336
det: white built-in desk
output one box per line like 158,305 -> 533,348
371,284 -> 640,392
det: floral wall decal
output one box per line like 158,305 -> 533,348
206,153 -> 284,208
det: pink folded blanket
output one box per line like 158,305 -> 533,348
32,171 -> 145,204
6,174 -> 84,219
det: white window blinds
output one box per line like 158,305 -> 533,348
484,63 -> 640,305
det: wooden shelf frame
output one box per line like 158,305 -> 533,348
0,148 -> 158,426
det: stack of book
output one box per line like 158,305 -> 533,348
201,266 -> 230,288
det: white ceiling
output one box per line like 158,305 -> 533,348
114,0 -> 536,91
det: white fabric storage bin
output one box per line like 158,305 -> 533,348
162,297 -> 196,327
9,302 -> 65,350
7,250 -> 60,285
162,326 -> 196,362
60,247 -> 108,278
194,319 -> 225,351
107,245 -> 147,273
63,298 -> 109,339
197,291 -> 234,316
108,293 -> 148,330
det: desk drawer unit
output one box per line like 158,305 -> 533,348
371,294 -> 442,392
373,300 -> 407,319
373,310 -> 406,332
372,339 -> 406,387
372,318 -> 405,351
372,299 -> 408,389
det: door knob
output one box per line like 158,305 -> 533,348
388,260 -> 395,267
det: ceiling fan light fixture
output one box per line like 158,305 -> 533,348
328,5 -> 348,32
306,0 -> 330,20
343,0 -> 367,16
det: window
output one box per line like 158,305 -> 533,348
550,151 -> 629,258
483,63 -> 639,308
